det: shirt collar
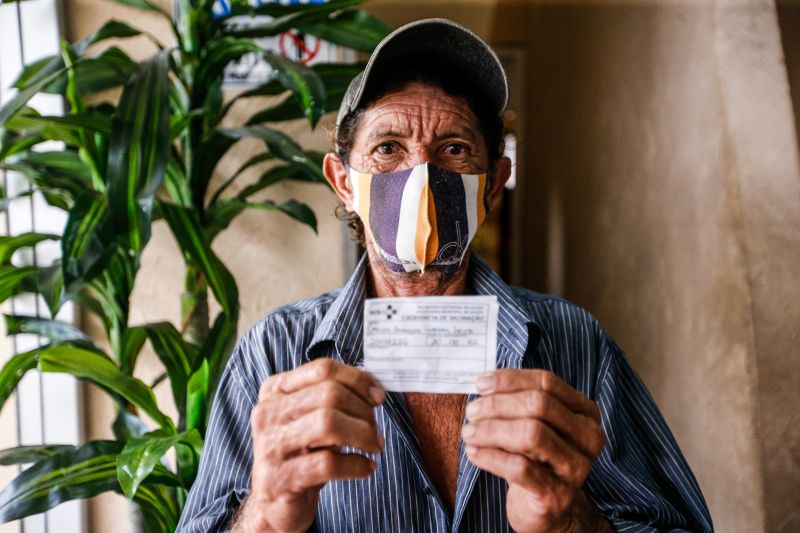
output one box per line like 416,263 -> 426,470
305,253 -> 540,367
305,253 -> 368,366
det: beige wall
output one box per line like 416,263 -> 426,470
42,0 -> 800,531
508,3 -> 770,531
370,1 -> 798,531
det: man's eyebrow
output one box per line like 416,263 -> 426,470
365,129 -> 479,142
436,130 -> 478,142
366,129 -> 406,141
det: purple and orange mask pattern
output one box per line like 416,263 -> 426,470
349,162 -> 489,273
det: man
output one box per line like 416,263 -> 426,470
178,19 -> 713,532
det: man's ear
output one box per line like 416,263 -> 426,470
486,155 -> 511,209
323,152 -> 355,211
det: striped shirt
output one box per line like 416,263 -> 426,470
177,254 -> 713,532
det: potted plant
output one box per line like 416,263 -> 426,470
0,0 -> 389,530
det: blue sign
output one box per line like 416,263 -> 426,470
212,0 -> 329,19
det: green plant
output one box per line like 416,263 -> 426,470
0,0 -> 389,529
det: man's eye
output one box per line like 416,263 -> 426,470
444,143 -> 469,156
377,142 -> 397,155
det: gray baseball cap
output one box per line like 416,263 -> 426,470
335,18 -> 508,127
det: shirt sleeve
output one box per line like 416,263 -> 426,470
176,342 -> 258,533
585,335 -> 714,532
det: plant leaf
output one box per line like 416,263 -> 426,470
296,8 -> 391,53
120,326 -> 147,375
71,46 -> 138,95
141,322 -> 198,409
1,19 -> 141,128
202,312 -> 238,402
61,191 -> 115,295
223,0 -> 364,37
117,428 -> 180,499
164,157 -> 192,208
262,51 -> 326,128
208,152 -> 274,205
175,428 -> 203,487
0,445 -> 76,466
11,55 -> 53,90
25,112 -> 113,136
87,251 -> 133,356
3,107 -> 80,146
245,94 -> 304,124
107,51 -> 170,257
132,484 -> 180,533
4,314 -> 91,344
236,165 -> 305,199
0,67 -> 71,129
246,63 -> 363,125
220,125 -> 324,181
218,61 -> 362,126
112,410 -> 150,441
160,201 -> 239,318
0,162 -> 86,206
117,428 -> 203,499
0,440 -> 179,526
0,129 -> 42,161
194,36 -> 261,91
169,109 -> 206,140
36,262 -> 65,317
17,46 -> 136,96
38,345 -> 174,430
185,359 -> 208,433
0,346 -> 44,414
14,150 -> 94,184
206,198 -> 317,240
0,265 -> 37,303
73,19 -> 143,55
189,131 -> 237,209
73,289 -> 113,341
0,232 -> 58,266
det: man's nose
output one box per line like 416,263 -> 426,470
405,145 -> 435,167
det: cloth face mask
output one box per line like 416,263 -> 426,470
349,162 -> 489,273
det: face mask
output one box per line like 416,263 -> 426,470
348,162 -> 489,273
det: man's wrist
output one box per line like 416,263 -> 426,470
229,494 -> 277,533
230,493 -> 313,533
563,490 -> 614,533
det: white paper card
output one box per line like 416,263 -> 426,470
363,296 -> 499,393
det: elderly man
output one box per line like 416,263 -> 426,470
178,19 -> 712,533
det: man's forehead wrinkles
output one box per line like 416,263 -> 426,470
363,104 -> 475,123
359,108 -> 479,141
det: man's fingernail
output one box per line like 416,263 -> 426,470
369,386 -> 385,404
462,424 -> 476,438
465,401 -> 480,418
476,373 -> 496,393
466,445 -> 478,455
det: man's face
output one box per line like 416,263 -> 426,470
322,80 -> 510,285
347,81 -> 490,176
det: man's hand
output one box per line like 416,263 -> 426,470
233,359 -> 385,533
462,369 -> 609,533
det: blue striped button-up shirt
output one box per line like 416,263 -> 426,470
177,254 -> 713,532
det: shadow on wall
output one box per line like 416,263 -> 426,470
503,3 -> 800,533
777,0 -> 800,155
